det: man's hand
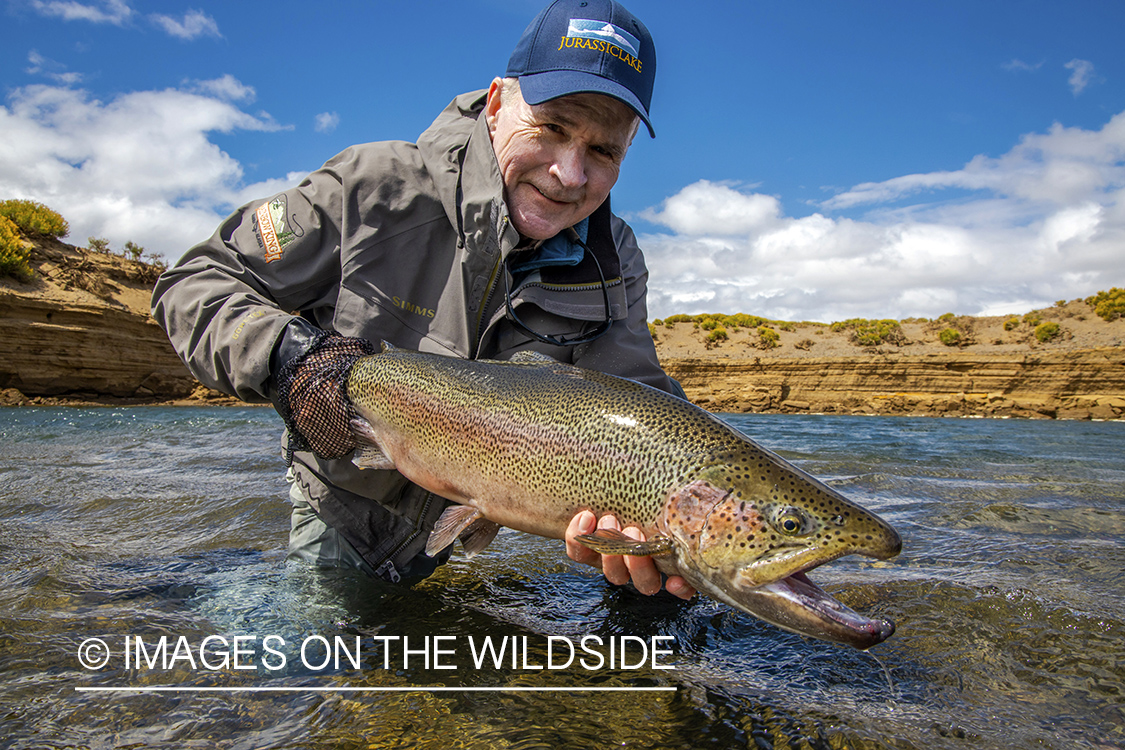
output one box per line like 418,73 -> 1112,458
565,510 -> 696,600
273,331 -> 377,459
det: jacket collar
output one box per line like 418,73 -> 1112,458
417,91 -> 519,262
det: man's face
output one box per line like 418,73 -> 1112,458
486,79 -> 637,241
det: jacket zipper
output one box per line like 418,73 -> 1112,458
471,259 -> 502,360
516,278 -> 623,293
372,491 -> 438,582
470,215 -> 510,359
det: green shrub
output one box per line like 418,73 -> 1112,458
706,326 -> 728,344
1022,311 -> 1042,327
830,318 -> 906,346
1034,322 -> 1061,343
123,240 -> 145,261
0,199 -> 68,238
0,215 -> 33,281
1003,316 -> 1020,331
663,314 -> 694,325
757,325 -> 780,349
721,313 -> 768,329
938,312 -> 956,323
133,252 -> 169,286
88,237 -> 111,254
1085,288 -> 1125,322
939,328 -> 962,346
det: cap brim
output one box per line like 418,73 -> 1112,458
518,70 -> 655,138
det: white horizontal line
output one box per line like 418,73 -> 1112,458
76,685 -> 676,693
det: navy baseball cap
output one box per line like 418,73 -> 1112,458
505,0 -> 657,137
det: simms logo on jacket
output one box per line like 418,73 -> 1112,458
254,195 -> 304,263
559,19 -> 642,73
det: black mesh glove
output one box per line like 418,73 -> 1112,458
273,330 -> 377,461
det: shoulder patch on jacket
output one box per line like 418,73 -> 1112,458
254,195 -> 304,263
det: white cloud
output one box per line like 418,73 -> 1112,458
0,80 -> 304,260
822,111 -> 1125,210
25,50 -> 83,85
31,0 -> 222,40
314,111 -> 340,134
187,74 -> 255,103
30,0 -> 133,24
1064,59 -> 1095,96
640,181 -> 780,236
150,8 -> 221,40
1002,59 -> 1043,72
640,111 -> 1125,321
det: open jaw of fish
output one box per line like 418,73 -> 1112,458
346,346 -> 902,650
569,473 -> 900,650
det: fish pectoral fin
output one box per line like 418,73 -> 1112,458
349,417 -> 396,471
457,517 -> 501,559
426,505 -> 493,557
574,529 -> 674,557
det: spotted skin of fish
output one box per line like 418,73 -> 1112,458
347,346 -> 902,648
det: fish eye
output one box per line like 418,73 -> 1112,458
774,507 -> 807,536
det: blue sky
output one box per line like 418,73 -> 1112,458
2,0 -> 1123,321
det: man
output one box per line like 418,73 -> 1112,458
152,0 -> 694,601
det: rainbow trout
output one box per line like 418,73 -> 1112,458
347,346 -> 901,649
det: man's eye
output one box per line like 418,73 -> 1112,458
592,145 -> 619,162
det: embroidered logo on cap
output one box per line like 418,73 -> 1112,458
559,18 -> 642,72
568,18 -> 640,57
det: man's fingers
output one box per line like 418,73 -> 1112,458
596,515 -> 631,586
565,510 -> 601,568
565,512 -> 696,600
621,526 -> 662,595
664,575 -> 697,600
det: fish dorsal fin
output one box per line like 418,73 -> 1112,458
573,528 -> 674,557
380,340 -> 398,352
349,417 -> 396,471
426,505 -> 500,558
509,350 -> 558,365
507,349 -> 587,379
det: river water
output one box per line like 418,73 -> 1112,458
0,407 -> 1121,749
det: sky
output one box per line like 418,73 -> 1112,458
2,0 -> 1123,322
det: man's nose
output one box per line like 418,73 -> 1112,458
550,145 -> 588,190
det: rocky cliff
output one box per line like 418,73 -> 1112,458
0,238 -> 198,404
650,303 -> 1125,420
2,237 -> 1123,419
661,348 -> 1125,420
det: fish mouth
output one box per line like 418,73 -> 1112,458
734,568 -> 895,650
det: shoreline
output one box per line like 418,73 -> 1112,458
4,347 -> 1122,421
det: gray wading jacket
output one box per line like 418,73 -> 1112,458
151,90 -> 678,582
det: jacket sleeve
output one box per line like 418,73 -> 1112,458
573,216 -> 684,398
150,152 -> 353,402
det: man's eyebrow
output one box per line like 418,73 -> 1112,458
536,104 -> 580,129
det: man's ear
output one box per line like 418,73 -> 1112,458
484,77 -> 504,135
